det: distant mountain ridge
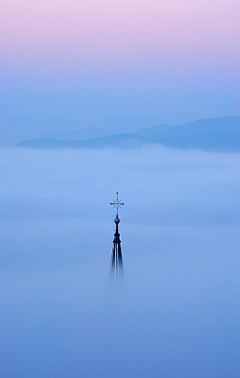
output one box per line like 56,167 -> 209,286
17,116 -> 240,153
133,116 -> 240,152
17,134 -> 143,150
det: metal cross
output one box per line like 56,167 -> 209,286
110,192 -> 124,216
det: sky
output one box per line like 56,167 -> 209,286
0,147 -> 239,377
0,0 -> 239,142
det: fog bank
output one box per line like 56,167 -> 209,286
0,147 -> 239,378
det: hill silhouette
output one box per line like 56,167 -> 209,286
17,116 -> 240,152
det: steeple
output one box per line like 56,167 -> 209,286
110,192 -> 124,281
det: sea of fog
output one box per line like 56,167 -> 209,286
0,146 -> 239,378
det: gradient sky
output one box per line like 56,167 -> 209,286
0,0 -> 239,141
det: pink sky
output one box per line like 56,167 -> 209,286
0,0 -> 239,132
0,0 -> 239,73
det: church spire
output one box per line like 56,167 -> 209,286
110,192 -> 124,281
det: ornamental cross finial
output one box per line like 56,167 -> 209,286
110,192 -> 124,216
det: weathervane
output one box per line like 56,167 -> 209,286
110,192 -> 124,217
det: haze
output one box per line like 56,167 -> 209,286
0,0 -> 239,143
0,147 -> 239,377
0,0 -> 239,376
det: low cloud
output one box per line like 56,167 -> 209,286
0,147 -> 239,378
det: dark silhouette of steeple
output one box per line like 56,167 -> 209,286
110,192 -> 124,281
